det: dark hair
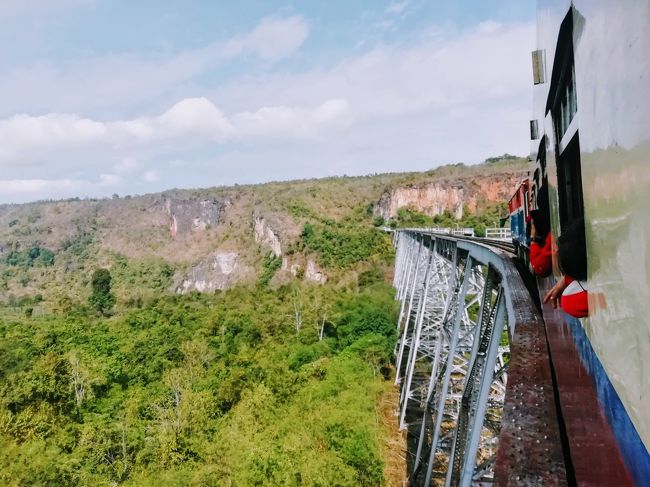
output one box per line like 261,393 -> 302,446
558,217 -> 587,280
530,184 -> 551,237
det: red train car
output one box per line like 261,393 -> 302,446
508,178 -> 529,253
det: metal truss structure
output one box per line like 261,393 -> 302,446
392,230 -> 513,487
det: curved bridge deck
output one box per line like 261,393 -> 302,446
392,229 -> 567,486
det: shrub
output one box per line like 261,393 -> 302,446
300,222 -> 392,269
3,246 -> 55,267
258,253 -> 282,287
324,423 -> 384,486
89,268 -> 115,315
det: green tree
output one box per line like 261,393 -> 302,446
89,268 -> 116,315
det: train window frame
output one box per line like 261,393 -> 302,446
536,135 -> 547,177
547,9 -> 578,145
555,134 -> 584,228
546,6 -> 585,231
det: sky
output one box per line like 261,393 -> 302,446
0,0 -> 535,203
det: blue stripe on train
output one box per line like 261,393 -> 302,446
564,315 -> 650,485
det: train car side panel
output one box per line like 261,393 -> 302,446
573,0 -> 650,467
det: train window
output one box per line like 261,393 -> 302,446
548,15 -> 577,143
537,135 -> 547,176
555,67 -> 577,140
556,134 -> 584,229
547,6 -> 585,230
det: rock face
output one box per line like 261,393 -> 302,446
376,184 -> 465,219
305,260 -> 327,284
374,175 -> 521,219
175,251 -> 252,293
253,216 -> 282,257
280,257 -> 327,285
165,197 -> 229,238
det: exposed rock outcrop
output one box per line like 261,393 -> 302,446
253,216 -> 282,257
165,197 -> 230,238
305,260 -> 327,284
376,184 -> 465,219
279,256 -> 327,285
175,251 -> 253,293
374,175 -> 521,220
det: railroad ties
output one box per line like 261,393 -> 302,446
391,229 -> 566,487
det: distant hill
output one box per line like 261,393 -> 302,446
0,156 -> 527,309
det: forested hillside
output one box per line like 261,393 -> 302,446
0,156 -> 526,486
1,282 -> 400,485
0,156 -> 525,306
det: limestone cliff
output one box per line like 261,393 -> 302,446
253,215 -> 283,257
175,250 -> 254,293
165,197 -> 231,238
374,174 -> 522,219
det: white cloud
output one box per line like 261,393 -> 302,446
0,174 -> 117,203
0,97 -> 352,165
232,99 -> 352,138
476,20 -> 503,34
0,15 -> 309,117
222,15 -> 310,61
153,98 -> 234,140
210,21 -> 534,122
0,113 -> 105,161
0,19 -> 534,203
99,173 -> 121,185
113,156 -> 140,175
143,170 -> 160,183
385,1 -> 410,15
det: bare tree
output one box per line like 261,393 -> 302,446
312,286 -> 332,341
318,314 -> 327,341
292,286 -> 303,334
69,354 -> 87,408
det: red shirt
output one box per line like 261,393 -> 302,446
530,233 -> 553,277
561,276 -> 589,318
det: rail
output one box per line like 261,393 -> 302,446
392,229 -> 566,486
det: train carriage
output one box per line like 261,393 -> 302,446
507,178 -> 529,259
514,0 -> 650,484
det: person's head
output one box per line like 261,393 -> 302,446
529,183 -> 550,236
529,209 -> 550,238
558,217 -> 587,280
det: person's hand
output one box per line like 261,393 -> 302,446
530,220 -> 537,240
544,276 -> 567,309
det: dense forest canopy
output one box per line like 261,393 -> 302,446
0,279 -> 398,486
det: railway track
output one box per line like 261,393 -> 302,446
414,229 -> 517,255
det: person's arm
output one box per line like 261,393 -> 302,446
530,218 -> 536,241
543,275 -> 568,309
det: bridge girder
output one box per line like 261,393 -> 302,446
391,230 -> 566,487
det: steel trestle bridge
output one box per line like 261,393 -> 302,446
391,229 -> 567,486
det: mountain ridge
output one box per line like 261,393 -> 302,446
0,155 -> 527,308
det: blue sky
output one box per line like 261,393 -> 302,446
0,0 -> 535,202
